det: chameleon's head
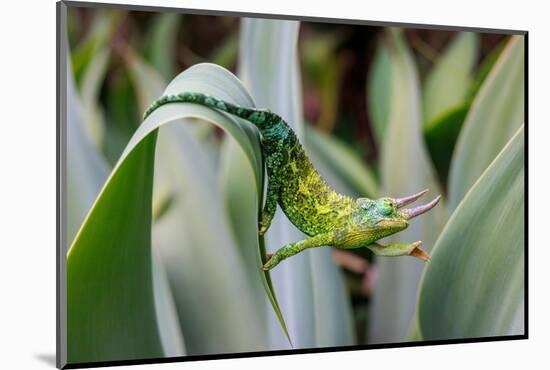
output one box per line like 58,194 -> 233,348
353,189 -> 441,242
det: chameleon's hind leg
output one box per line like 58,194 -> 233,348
258,177 -> 279,235
366,241 -> 430,262
262,232 -> 334,270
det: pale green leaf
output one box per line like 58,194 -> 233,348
305,125 -> 378,198
369,29 -> 446,343
66,57 -> 109,249
423,32 -> 478,125
67,63 -> 288,362
367,42 -> 392,144
126,54 -> 190,357
151,249 -> 186,357
448,36 -> 524,210
417,126 -> 524,339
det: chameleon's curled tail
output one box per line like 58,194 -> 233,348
143,92 -> 273,130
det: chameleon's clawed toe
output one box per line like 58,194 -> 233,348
409,241 -> 431,262
258,223 -> 269,235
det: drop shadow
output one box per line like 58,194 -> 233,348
34,353 -> 56,367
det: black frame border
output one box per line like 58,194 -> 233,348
57,1 -> 529,369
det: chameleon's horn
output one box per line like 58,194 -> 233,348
401,195 -> 441,219
394,189 -> 429,208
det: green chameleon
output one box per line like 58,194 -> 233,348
144,92 -> 441,271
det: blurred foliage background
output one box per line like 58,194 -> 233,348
65,5 -> 524,364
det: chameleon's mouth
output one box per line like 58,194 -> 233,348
394,190 -> 441,220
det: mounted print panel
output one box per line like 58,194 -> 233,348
57,1 -> 527,368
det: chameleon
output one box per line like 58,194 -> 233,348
144,92 -> 441,271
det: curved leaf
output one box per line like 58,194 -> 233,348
67,63 -> 288,362
126,55 -> 190,357
417,126 -> 524,340
369,29 -> 446,343
448,36 -> 524,210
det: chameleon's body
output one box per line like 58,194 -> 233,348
144,92 -> 440,270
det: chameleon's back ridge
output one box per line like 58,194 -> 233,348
144,92 -> 441,270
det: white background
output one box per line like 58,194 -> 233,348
0,0 -> 546,368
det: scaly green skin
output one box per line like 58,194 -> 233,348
144,92 -> 441,270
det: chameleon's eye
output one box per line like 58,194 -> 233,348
379,199 -> 394,216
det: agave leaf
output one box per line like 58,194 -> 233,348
467,38 -> 507,99
367,42 -> 392,144
66,58 -> 109,250
369,29 -> 446,343
67,63 -> 288,362
126,54 -> 191,357
422,32 -> 478,186
424,103 -> 470,187
305,125 -> 378,198
417,126 -> 524,340
238,18 -> 354,349
144,13 -> 181,80
151,249 -> 186,357
67,129 -> 162,363
448,36 -> 524,210
130,59 -> 283,354
423,32 -> 478,125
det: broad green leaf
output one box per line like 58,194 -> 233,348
424,103 -> 469,187
367,43 -> 392,144
423,32 -> 478,125
66,58 -> 109,250
305,125 -> 378,198
417,126 -> 524,340
126,54 -> 189,357
369,29 -> 446,343
238,18 -> 354,349
448,36 -> 524,210
67,130 -> 162,363
467,39 -> 507,99
129,60 -> 279,353
151,250 -> 186,357
67,63 -> 287,362
144,13 -> 181,80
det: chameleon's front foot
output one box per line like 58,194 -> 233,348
409,241 -> 431,262
258,208 -> 274,235
367,241 -> 431,262
262,254 -> 278,271
258,222 -> 269,236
